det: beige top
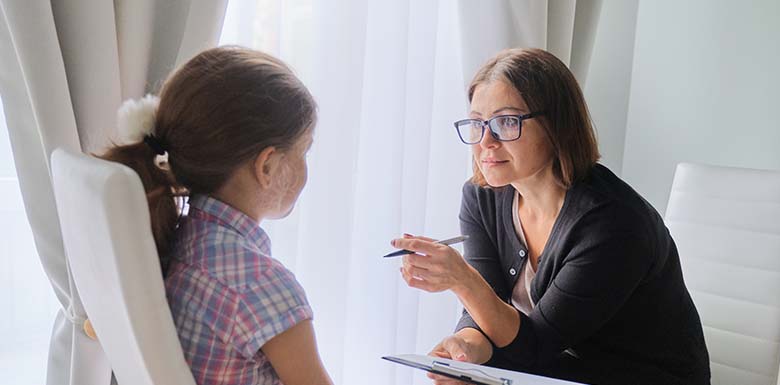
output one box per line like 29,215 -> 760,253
510,190 -> 537,315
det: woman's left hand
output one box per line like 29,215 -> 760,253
393,234 -> 476,293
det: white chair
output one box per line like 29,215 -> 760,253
665,162 -> 780,385
50,148 -> 196,385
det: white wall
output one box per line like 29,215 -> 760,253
622,0 -> 780,214
582,0 -> 639,175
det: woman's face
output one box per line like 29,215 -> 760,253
469,79 -> 554,187
266,131 -> 313,219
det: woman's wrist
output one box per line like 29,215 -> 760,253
452,265 -> 521,347
452,264 -> 482,298
455,328 -> 493,364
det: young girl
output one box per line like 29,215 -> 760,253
102,47 -> 333,385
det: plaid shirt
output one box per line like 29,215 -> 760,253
165,194 -> 313,385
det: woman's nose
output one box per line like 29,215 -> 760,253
478,127 -> 500,149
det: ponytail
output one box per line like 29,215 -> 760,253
99,138 -> 185,274
99,46 -> 317,275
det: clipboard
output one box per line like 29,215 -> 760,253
382,354 -> 512,385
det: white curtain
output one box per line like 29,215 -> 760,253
0,97 -> 60,385
224,2 -> 471,384
458,0 -> 602,89
0,1 -> 228,384
220,1 -> 601,385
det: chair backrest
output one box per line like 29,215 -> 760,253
665,162 -> 780,385
51,148 -> 195,385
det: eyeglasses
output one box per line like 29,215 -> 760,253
454,112 -> 543,144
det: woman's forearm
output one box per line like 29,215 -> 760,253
453,266 -> 520,347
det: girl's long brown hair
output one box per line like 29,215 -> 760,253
100,46 -> 317,273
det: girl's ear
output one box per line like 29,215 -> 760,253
253,146 -> 280,189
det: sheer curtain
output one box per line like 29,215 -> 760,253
221,1 -> 469,384
220,1 -> 600,385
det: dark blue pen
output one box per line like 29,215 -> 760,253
383,235 -> 469,258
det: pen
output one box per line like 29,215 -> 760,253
382,235 -> 469,258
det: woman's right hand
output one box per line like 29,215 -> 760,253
426,329 -> 493,384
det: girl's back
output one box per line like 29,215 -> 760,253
166,195 -> 312,384
101,46 -> 331,385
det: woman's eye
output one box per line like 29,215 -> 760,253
498,117 -> 517,127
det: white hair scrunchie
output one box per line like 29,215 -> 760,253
117,94 -> 160,144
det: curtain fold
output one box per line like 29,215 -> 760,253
569,0 -> 603,85
459,0 -> 602,87
0,1 -> 227,384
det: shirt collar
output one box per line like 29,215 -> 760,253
188,194 -> 271,255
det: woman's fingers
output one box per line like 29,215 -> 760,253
426,336 -> 472,384
428,342 -> 451,358
400,266 -> 427,285
401,262 -> 430,280
400,266 -> 414,283
394,237 -> 462,270
403,253 -> 437,270
400,267 -> 440,292
442,336 -> 470,362
430,335 -> 472,363
407,276 -> 438,291
391,237 -> 443,256
403,233 -> 436,242
393,235 -> 465,281
400,262 -> 457,293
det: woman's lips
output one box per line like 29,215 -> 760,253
481,159 -> 509,167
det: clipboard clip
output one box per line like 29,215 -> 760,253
431,361 -> 513,385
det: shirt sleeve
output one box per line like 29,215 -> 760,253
229,258 -> 314,359
455,182 -> 510,357
494,202 -> 656,368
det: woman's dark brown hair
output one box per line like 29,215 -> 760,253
468,48 -> 599,188
100,46 -> 317,272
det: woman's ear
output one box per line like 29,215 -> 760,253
253,146 -> 280,189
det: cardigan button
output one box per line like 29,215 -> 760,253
518,250 -> 526,257
509,268 -> 517,276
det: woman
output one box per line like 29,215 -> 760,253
102,47 -> 332,385
391,48 -> 710,385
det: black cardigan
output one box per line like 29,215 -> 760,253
455,164 -> 710,385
